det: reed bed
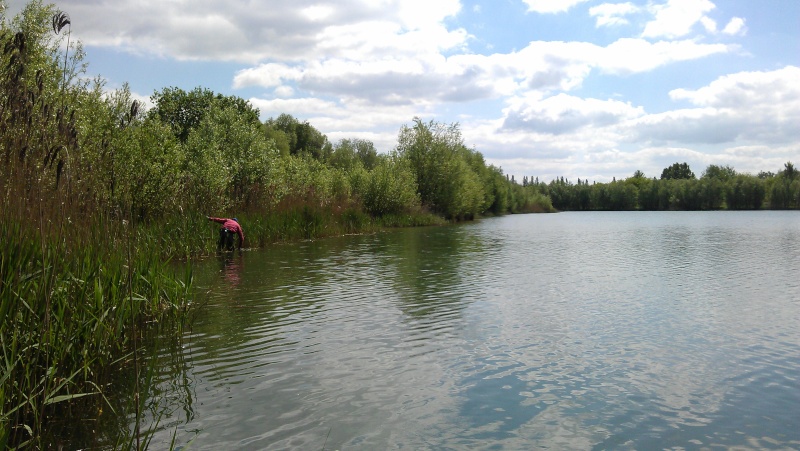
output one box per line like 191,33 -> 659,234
0,211 -> 192,449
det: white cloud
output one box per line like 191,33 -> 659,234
628,107 -> 745,144
464,66 -> 800,182
231,36 -> 731,111
700,16 -> 717,34
300,5 -> 335,22
34,0 -> 733,111
589,3 -> 641,28
249,97 -> 341,119
669,66 -> 800,111
522,0 -> 591,14
642,0 -> 716,39
274,86 -> 295,98
249,95 -> 432,152
47,0 -> 465,63
501,93 -> 644,135
722,17 -> 747,36
699,16 -> 747,37
461,93 -> 646,181
397,0 -> 462,29
233,64 -> 303,89
597,38 -> 732,75
634,66 -> 800,145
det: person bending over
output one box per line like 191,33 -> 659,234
208,216 -> 245,251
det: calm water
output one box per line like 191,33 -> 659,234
137,211 -> 799,450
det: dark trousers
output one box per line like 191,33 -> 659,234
218,228 -> 236,251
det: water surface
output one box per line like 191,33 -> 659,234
139,211 -> 800,450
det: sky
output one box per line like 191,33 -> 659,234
6,0 -> 800,182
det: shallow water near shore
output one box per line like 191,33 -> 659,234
125,211 -> 800,450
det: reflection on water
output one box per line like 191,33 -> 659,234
124,211 -> 799,450
219,253 -> 244,288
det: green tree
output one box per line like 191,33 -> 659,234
697,178 -> 724,210
701,164 -> 737,182
112,116 -> 184,219
328,138 -> 358,171
295,121 -> 331,160
329,138 -> 378,171
265,113 -> 298,151
0,1 -> 90,208
675,179 -> 702,210
782,162 -> 797,180
637,178 -> 660,210
485,166 -> 510,214
768,162 -> 799,209
149,86 -> 260,143
607,180 -> 638,210
546,177 -> 572,211
395,118 -> 486,219
725,175 -> 765,210
355,140 -> 379,170
264,123 -> 291,157
358,156 -> 420,216
661,162 -> 695,180
182,103 -> 277,211
265,113 -> 331,160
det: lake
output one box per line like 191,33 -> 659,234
134,211 -> 800,450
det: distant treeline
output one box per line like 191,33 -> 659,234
526,162 -> 799,211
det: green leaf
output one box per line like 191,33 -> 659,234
44,391 -> 97,405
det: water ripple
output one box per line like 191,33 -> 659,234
137,211 -> 800,450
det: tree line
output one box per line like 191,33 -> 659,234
527,162 -> 800,211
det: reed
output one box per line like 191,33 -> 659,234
0,210 -> 192,449
374,211 -> 447,228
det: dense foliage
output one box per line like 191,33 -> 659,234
660,162 -> 696,180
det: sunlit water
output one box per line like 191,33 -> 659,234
136,211 -> 800,450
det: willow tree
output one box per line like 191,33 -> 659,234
394,118 -> 486,220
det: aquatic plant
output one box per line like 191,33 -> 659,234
0,215 -> 192,448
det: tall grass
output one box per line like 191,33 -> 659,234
0,209 -> 192,449
244,203 -> 376,244
150,195 -> 445,257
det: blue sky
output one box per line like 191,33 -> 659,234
6,0 -> 799,182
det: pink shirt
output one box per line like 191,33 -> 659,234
209,217 -> 245,246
